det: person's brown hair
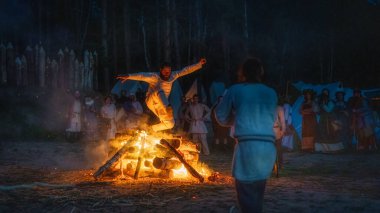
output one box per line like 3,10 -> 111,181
240,57 -> 264,83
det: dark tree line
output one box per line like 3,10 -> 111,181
0,0 -> 379,93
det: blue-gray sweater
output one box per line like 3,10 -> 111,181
215,83 -> 278,181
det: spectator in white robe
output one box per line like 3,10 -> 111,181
66,90 -> 82,135
186,94 -> 211,155
281,100 -> 294,151
83,96 -> 98,141
101,96 -> 117,141
116,58 -> 207,132
124,93 -> 144,130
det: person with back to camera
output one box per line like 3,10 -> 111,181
215,57 -> 278,213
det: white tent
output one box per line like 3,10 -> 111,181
209,81 -> 226,106
185,79 -> 207,104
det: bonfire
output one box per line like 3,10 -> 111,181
93,130 -> 215,182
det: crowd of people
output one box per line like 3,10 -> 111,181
64,89 -> 235,155
300,88 -> 379,153
64,57 -> 379,213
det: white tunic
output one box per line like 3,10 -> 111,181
101,103 -> 116,140
126,62 -> 203,132
66,100 -> 82,132
127,63 -> 203,99
186,103 -> 210,134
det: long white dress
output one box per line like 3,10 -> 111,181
186,103 -> 210,155
66,100 -> 82,132
281,103 -> 294,150
101,103 -> 116,140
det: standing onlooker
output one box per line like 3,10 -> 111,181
273,105 -> 285,169
348,88 -> 375,151
186,94 -> 211,155
101,95 -> 117,141
66,90 -> 82,140
300,89 -> 318,152
317,89 -> 335,140
215,57 -> 278,213
333,88 -> 351,151
211,96 -> 231,151
315,88 -> 344,152
281,98 -> 294,151
124,93 -> 144,130
83,96 -> 98,141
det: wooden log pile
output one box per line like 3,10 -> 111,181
0,42 -> 98,91
94,132 -> 204,182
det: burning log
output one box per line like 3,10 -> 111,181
93,138 -> 135,179
144,160 -> 153,168
153,157 -> 182,170
133,135 -> 146,180
154,144 -> 176,158
162,138 -> 181,149
160,139 -> 204,183
158,169 -> 174,179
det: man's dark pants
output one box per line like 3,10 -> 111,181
235,179 -> 267,213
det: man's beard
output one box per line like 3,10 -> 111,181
160,73 -> 170,81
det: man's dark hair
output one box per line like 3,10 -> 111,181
160,62 -> 171,69
241,57 -> 265,83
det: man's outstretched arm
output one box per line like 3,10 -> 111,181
172,58 -> 206,80
116,72 -> 157,84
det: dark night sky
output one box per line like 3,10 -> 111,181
0,0 -> 379,91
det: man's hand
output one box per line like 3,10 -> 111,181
199,58 -> 207,65
116,74 -> 129,83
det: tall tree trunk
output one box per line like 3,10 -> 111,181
123,0 -> 131,71
6,43 -> 14,86
243,0 -> 249,40
15,57 -> 22,87
329,32 -> 334,82
25,46 -> 34,86
187,0 -> 192,64
319,47 -> 324,83
140,15 -> 151,70
38,0 -> 43,43
155,0 -> 161,66
80,0 -> 92,52
101,0 -> 110,90
69,49 -> 76,89
57,49 -> 64,88
51,59 -> 58,88
111,1 -> 118,76
38,46 -> 46,87
195,0 -> 202,59
93,51 -> 99,90
163,0 -> 171,63
84,50 -> 90,90
172,0 -> 181,69
76,0 -> 84,49
0,43 -> 6,84
21,56 -> 28,87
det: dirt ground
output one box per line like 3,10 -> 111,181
0,140 -> 379,213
